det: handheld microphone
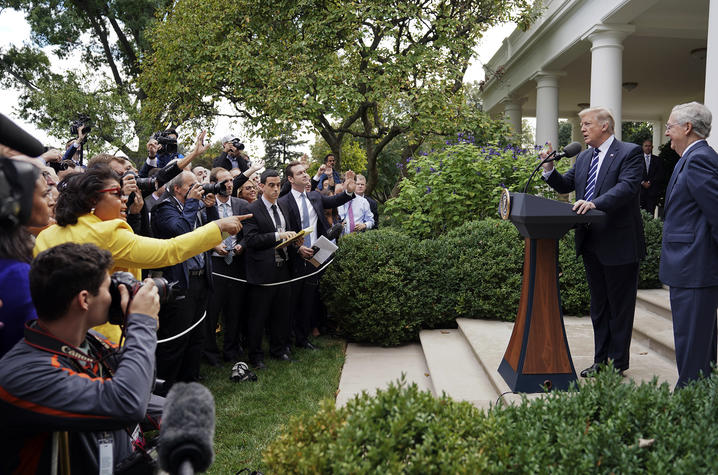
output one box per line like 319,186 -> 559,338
158,382 -> 215,475
0,114 -> 45,158
522,142 -> 583,194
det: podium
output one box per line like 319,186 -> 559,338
497,192 -> 605,392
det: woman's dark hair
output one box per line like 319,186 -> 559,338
0,226 -> 33,263
54,164 -> 120,226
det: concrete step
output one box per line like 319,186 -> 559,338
632,307 -> 675,361
419,329 -> 498,409
636,288 -> 672,321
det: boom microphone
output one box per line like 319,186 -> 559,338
0,114 -> 45,158
159,382 -> 215,475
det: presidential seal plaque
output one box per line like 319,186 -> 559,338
499,187 -> 511,220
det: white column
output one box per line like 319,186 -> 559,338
705,2 -> 718,148
583,25 -> 635,140
651,120 -> 663,148
502,97 -> 524,141
532,71 -> 563,148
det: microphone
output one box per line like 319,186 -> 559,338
544,141 -> 582,163
159,382 -> 215,475
522,142 -> 584,193
0,114 -> 45,158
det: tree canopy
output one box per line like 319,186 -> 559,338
141,0 -> 537,192
0,0 -> 171,158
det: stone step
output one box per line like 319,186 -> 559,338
419,329 -> 498,409
636,288 -> 672,321
632,307 -> 675,361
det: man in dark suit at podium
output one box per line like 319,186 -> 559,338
541,106 -> 645,378
661,102 -> 718,389
639,139 -> 665,215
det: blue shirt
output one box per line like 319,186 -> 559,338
0,259 -> 37,358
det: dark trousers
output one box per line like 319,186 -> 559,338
290,260 -> 320,346
203,257 -> 245,362
582,252 -> 639,371
640,193 -> 658,215
248,264 -> 291,363
670,286 -> 718,388
155,274 -> 208,394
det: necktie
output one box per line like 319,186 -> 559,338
645,155 -> 650,174
584,148 -> 600,202
347,202 -> 355,233
300,193 -> 311,247
271,204 -> 282,231
222,203 -> 234,264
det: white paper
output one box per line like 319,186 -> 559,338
308,235 -> 339,268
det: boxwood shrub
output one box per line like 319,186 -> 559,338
321,214 -> 663,346
264,371 -> 718,474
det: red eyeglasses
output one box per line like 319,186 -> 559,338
99,187 -> 123,198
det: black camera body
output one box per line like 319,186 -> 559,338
153,131 -> 178,155
201,180 -> 227,196
70,115 -> 92,136
0,158 -> 39,226
108,272 -> 176,326
230,138 -> 245,152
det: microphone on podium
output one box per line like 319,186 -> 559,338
522,142 -> 583,193
158,382 -> 215,475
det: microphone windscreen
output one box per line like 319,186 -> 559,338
159,382 -> 215,474
0,114 -> 45,158
562,141 -> 583,158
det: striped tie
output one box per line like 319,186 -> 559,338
584,147 -> 600,201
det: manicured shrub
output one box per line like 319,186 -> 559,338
640,210 -> 663,288
265,371 -> 718,474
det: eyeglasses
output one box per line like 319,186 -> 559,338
99,186 -> 123,198
665,122 -> 682,131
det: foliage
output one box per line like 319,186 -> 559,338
558,120 -> 572,148
141,0 -> 538,193
265,371 -> 718,474
204,335 -> 345,474
322,214 -> 663,345
309,133 -> 367,177
623,121 -> 653,145
0,0 -> 172,158
383,142 -> 554,240
263,131 -> 307,172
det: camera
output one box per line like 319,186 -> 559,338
123,170 -> 157,195
153,131 -> 178,155
108,272 -> 176,325
201,181 -> 227,196
70,115 -> 92,137
0,158 -> 39,226
230,138 -> 245,152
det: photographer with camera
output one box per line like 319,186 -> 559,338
0,243 -> 163,474
214,135 -> 249,172
34,165 -> 248,343
62,118 -> 90,166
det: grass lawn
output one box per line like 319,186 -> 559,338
201,335 -> 346,474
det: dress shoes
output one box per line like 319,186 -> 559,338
272,353 -> 294,362
251,360 -> 267,370
580,363 -> 624,378
297,341 -> 317,350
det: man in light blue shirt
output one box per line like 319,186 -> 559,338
336,183 -> 374,234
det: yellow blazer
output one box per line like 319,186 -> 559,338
34,213 -> 223,342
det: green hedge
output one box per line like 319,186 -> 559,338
321,214 -> 663,346
265,371 -> 718,473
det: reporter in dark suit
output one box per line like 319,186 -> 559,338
202,168 -> 251,365
541,106 -> 645,377
242,169 -> 297,369
279,162 -> 356,349
661,102 -> 718,388
639,139 -> 665,215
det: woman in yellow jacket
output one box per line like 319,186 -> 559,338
35,164 -> 247,342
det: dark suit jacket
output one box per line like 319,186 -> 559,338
660,140 -> 718,287
278,189 -> 353,240
213,152 -> 249,172
209,196 -> 250,278
243,198 -> 294,284
364,195 -> 379,229
641,154 -> 665,200
545,138 -> 645,266
151,195 -> 219,289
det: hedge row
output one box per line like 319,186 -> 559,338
264,371 -> 718,473
321,212 -> 663,346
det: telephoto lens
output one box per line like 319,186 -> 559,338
107,272 -> 175,325
201,181 -> 226,195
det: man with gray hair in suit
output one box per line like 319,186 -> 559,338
661,101 -> 718,388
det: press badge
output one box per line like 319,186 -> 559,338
98,432 -> 113,475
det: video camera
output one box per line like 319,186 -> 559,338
70,115 -> 92,138
153,131 -> 178,155
108,272 -> 177,326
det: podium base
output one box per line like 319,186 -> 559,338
498,358 -> 577,393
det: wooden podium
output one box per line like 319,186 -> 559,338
497,192 -> 605,392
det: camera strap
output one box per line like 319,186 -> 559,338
24,320 -> 117,378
